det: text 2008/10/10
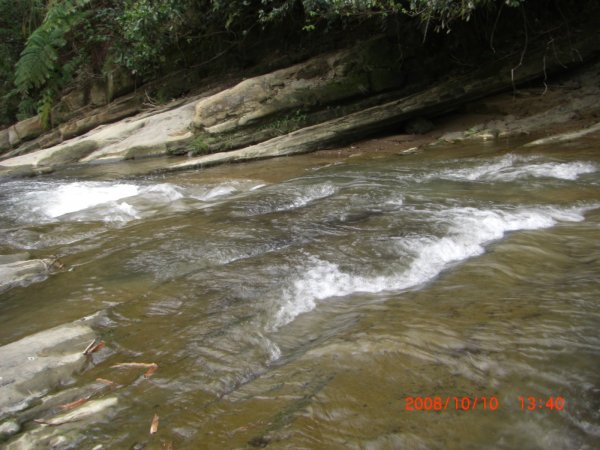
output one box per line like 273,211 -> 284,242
405,396 -> 499,411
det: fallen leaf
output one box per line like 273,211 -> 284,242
111,362 -> 159,378
144,363 -> 158,379
111,362 -> 157,370
34,417 -> 83,426
150,413 -> 159,435
85,340 -> 105,355
83,339 -> 97,355
59,396 -> 89,411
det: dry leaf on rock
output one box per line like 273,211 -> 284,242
150,413 -> 159,435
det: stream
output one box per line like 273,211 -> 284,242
1,137 -> 599,449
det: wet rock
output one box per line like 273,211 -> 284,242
5,398 -> 117,450
78,95 -> 141,138
0,420 -> 20,441
11,117 -> 45,148
0,98 -> 193,171
438,131 -> 468,143
3,30 -> 600,176
0,128 -> 9,153
61,89 -> 87,113
0,253 -> 30,265
473,128 -> 500,140
0,258 -> 55,293
192,38 -> 404,134
0,313 -> 102,421
170,37 -> 600,173
524,121 -> 600,146
16,379 -> 114,427
90,81 -> 108,106
0,164 -> 36,180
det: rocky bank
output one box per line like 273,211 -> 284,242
0,27 -> 598,178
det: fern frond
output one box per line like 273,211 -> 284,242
38,88 -> 54,129
15,28 -> 59,92
14,0 -> 90,95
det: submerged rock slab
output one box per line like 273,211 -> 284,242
5,398 -> 118,450
525,121 -> 600,146
0,314 -> 101,421
0,258 -> 55,293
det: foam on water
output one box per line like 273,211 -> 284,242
275,183 -> 336,212
6,180 -> 250,223
190,184 -> 239,201
28,182 -> 140,218
491,161 -> 597,181
272,205 -> 593,328
437,154 -> 519,181
239,182 -> 337,216
434,155 -> 597,182
143,183 -> 185,201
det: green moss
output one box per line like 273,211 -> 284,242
38,141 -> 98,166
268,110 -> 308,133
191,135 -> 210,155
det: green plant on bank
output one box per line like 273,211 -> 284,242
263,110 -> 309,134
258,0 -> 526,32
0,0 -> 46,126
191,135 -> 210,155
13,0 -> 90,128
115,0 -> 187,76
0,0 -> 558,129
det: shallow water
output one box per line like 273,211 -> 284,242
1,138 -> 599,449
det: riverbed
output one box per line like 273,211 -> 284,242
1,136 -> 599,449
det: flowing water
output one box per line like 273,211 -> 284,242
1,137 -> 599,449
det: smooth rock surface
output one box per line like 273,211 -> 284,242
0,420 -> 20,441
0,99 -> 195,170
0,314 -> 101,421
0,253 -> 30,265
0,259 -> 54,293
5,398 -> 118,450
193,38 -> 403,134
524,121 -> 600,146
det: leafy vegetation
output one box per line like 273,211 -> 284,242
191,135 -> 210,155
0,0 -> 46,124
0,0 -> 587,128
14,0 -> 90,127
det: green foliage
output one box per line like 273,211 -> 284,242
264,110 -> 308,134
115,0 -> 187,76
15,0 -> 90,94
404,0 -> 526,31
15,27 -> 64,94
16,96 -> 37,121
12,0 -> 90,126
258,0 -> 526,32
1,0 -> 533,129
0,0 -> 46,125
38,89 -> 54,128
191,135 -> 210,155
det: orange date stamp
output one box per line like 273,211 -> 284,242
405,396 -> 500,411
404,396 -> 565,412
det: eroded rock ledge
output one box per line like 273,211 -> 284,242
0,29 -> 598,178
